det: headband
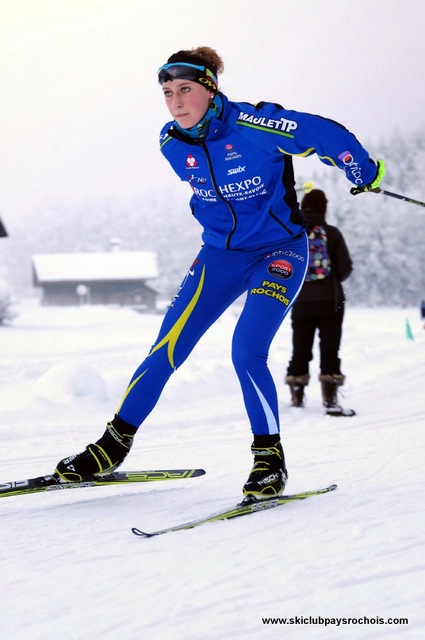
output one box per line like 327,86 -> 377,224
158,61 -> 218,93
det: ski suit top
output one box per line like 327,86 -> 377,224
114,93 -> 376,434
159,92 -> 378,251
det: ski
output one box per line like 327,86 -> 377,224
132,483 -> 337,538
0,468 -> 206,499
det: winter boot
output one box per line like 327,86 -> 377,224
54,415 -> 138,482
285,374 -> 310,407
319,374 -> 356,417
243,435 -> 288,500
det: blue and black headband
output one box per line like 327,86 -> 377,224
158,53 -> 218,93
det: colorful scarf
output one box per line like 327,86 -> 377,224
174,94 -> 223,139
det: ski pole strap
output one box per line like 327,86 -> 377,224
350,185 -> 379,196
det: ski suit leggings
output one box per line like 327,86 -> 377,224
117,234 -> 308,436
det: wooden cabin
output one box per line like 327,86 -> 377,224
32,249 -> 158,310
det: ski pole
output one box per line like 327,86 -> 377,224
350,186 -> 425,208
374,188 -> 425,208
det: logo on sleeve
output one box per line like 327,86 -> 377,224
337,150 -> 363,184
237,112 -> 297,135
338,151 -> 354,165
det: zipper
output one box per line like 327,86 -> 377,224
201,141 -> 237,250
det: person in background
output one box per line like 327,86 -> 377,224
285,189 -> 355,417
53,46 -> 384,498
0,216 -> 7,238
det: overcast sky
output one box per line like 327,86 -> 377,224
1,0 -> 424,221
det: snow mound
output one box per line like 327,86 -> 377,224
32,361 -> 109,403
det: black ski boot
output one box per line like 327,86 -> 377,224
55,415 -> 138,481
243,435 -> 288,500
285,374 -> 310,407
319,374 -> 356,417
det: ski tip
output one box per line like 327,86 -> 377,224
131,527 -> 153,538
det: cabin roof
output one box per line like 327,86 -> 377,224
32,251 -> 158,283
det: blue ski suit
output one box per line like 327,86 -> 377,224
116,93 -> 377,436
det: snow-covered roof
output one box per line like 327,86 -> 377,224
32,251 -> 158,283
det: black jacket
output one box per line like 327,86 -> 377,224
295,208 -> 352,305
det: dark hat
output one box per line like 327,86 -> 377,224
301,189 -> 327,214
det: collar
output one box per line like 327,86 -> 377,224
173,93 -> 223,140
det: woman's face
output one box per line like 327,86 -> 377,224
161,79 -> 212,129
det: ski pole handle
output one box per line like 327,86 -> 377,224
350,186 -> 425,208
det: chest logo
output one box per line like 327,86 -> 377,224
186,155 -> 198,168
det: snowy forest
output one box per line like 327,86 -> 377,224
1,126 -> 424,308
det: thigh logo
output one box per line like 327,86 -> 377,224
169,259 -> 200,307
267,259 -> 293,280
250,280 -> 290,305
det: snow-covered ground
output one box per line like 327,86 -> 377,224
1,300 -> 424,640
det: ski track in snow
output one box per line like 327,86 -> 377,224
1,301 -> 424,640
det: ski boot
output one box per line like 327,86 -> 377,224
55,414 -> 138,482
285,374 -> 310,407
243,435 -> 288,500
319,374 -> 356,417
